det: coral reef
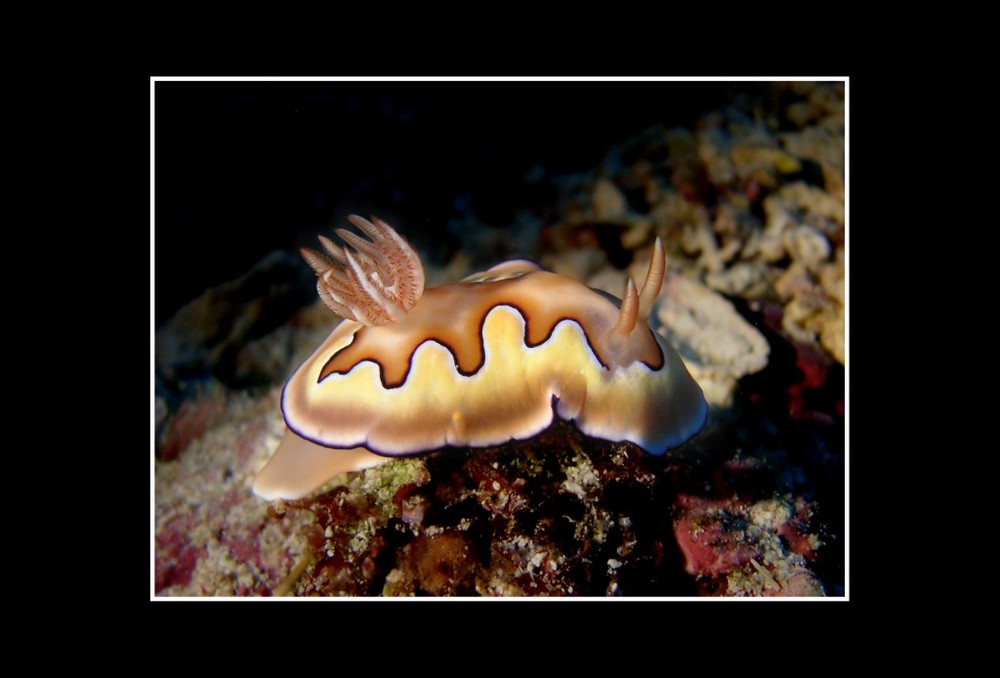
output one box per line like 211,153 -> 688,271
551,81 -> 845,378
156,399 -> 834,596
153,81 -> 845,597
654,273 -> 769,407
154,387 -> 315,595
673,492 -> 824,596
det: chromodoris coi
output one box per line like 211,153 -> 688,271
253,215 -> 707,500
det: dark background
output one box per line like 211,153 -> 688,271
154,80 -> 762,325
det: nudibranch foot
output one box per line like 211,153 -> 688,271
253,216 -> 707,501
253,428 -> 389,501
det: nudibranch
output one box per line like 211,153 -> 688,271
253,215 -> 707,500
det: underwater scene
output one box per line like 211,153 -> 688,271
153,79 -> 846,597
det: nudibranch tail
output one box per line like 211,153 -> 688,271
253,429 -> 388,501
300,215 -> 425,326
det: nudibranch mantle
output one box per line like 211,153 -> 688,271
254,216 -> 707,501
